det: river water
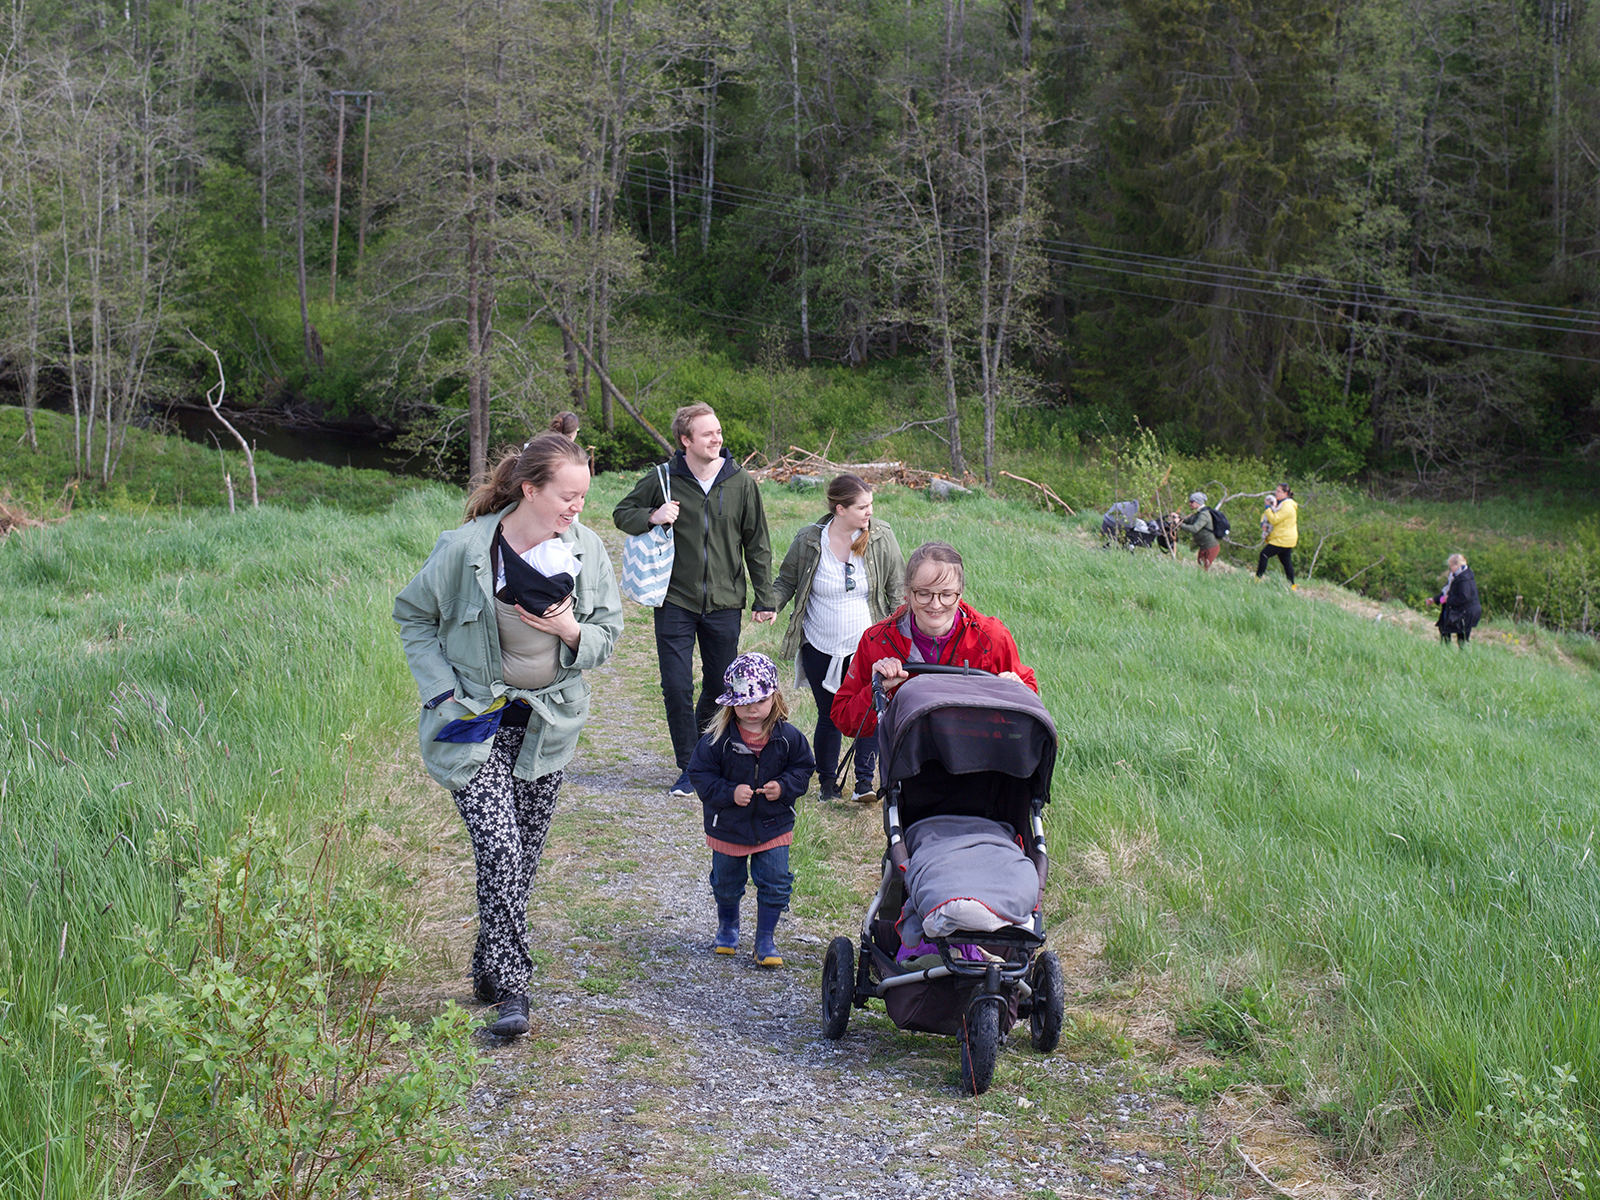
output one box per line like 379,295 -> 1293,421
159,403 -> 419,475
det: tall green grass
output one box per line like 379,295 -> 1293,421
5,470 -> 1598,1194
0,489 -> 464,1199
756,481 -> 1600,1185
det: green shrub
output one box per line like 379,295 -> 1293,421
1478,1063 -> 1591,1200
54,816 -> 478,1199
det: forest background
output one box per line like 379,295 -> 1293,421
2,0 -> 1599,620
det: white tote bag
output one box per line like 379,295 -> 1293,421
620,463 -> 675,607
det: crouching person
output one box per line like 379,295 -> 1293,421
688,653 -> 815,967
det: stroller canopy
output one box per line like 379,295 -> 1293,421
878,673 -> 1057,805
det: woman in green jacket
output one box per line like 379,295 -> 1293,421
772,474 -> 904,801
394,434 -> 623,1037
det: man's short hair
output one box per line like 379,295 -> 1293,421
672,403 -> 717,447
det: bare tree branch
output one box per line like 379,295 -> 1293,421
534,283 -> 673,455
862,417 -> 951,445
188,330 -> 258,508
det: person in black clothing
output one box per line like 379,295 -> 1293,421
612,404 -> 777,796
1427,553 -> 1482,645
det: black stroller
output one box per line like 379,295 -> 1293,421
820,664 -> 1064,1094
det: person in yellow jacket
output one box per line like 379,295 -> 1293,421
1256,483 -> 1299,589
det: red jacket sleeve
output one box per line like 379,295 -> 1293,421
981,615 -> 1039,695
830,627 -> 884,738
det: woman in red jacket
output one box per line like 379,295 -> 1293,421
830,542 -> 1039,760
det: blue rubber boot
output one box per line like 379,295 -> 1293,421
753,904 -> 784,968
713,902 -> 741,954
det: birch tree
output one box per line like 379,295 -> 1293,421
370,0 -> 692,474
0,10 -> 50,451
31,6 -> 194,485
875,0 -> 1069,481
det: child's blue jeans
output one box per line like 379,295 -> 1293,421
710,846 -> 792,909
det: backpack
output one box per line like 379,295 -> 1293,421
1205,507 -> 1231,540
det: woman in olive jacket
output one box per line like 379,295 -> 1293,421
771,474 -> 904,801
394,434 -> 622,1037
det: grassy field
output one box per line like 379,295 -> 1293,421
2,458 -> 1598,1196
0,405 -> 428,514
750,480 -> 1600,1194
0,491 -> 458,1198
1003,444 -> 1600,648
7,397 -> 1598,635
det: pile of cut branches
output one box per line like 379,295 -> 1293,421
0,491 -> 46,539
745,444 -> 979,492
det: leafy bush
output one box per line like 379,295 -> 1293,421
1305,501 -> 1600,633
55,816 -> 478,1199
1478,1063 -> 1591,1199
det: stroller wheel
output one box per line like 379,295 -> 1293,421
821,937 -> 855,1040
959,1001 -> 1001,1095
1029,951 -> 1065,1054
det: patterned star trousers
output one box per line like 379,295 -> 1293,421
451,723 -> 562,998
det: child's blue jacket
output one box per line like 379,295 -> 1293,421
689,720 -> 815,847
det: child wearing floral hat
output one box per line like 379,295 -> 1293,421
687,652 -> 816,966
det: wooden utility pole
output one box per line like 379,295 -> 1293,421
357,92 -> 373,294
330,92 -> 346,305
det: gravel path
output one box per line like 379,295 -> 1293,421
388,534 -> 1368,1200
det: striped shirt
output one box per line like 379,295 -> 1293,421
802,520 -> 872,657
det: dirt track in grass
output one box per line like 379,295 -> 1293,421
376,525 -> 1385,1200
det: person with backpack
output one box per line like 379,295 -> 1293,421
1176,492 -> 1225,571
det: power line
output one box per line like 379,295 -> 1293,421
1065,278 -> 1600,365
621,162 -> 1600,354
630,159 -> 1600,328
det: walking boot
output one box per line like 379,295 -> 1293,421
714,902 -> 741,954
487,990 -> 530,1037
753,904 -> 784,968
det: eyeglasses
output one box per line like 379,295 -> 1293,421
844,562 -> 856,592
909,588 -> 960,605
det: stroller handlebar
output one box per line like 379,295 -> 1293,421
870,661 -> 1000,714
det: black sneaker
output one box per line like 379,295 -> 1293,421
472,974 -> 499,1004
487,991 -> 530,1037
669,771 -> 695,797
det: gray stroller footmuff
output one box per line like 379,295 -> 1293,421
899,814 -> 1040,945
